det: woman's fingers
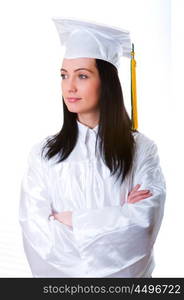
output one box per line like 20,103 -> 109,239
128,184 -> 151,196
52,213 -> 58,220
128,184 -> 142,195
50,211 -> 73,227
132,184 -> 141,191
128,192 -> 152,203
127,184 -> 153,204
133,190 -> 151,195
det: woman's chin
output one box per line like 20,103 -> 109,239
67,108 -> 80,113
66,106 -> 86,114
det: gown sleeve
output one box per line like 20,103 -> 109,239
19,142 -> 80,277
72,134 -> 166,276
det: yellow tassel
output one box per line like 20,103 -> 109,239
131,43 -> 138,130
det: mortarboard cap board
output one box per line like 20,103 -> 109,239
52,17 -> 138,130
52,17 -> 131,69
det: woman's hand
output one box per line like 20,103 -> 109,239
51,211 -> 73,227
128,184 -> 152,204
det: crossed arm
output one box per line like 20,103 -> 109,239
51,184 -> 153,227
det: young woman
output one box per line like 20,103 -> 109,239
19,18 -> 166,278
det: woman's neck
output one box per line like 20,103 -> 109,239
77,114 -> 99,129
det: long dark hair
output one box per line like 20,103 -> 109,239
41,59 -> 138,184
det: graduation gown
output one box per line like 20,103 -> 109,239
19,120 -> 166,277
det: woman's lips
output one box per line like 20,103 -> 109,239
67,97 -> 81,103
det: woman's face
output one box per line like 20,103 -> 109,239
61,58 -> 101,115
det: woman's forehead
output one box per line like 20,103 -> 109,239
61,57 -> 96,70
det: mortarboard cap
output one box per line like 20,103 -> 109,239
52,17 -> 138,130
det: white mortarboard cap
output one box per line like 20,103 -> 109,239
52,17 -> 132,69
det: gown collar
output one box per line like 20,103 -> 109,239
76,120 -> 99,144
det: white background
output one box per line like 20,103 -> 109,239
0,0 -> 182,277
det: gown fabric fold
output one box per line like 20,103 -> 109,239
19,120 -> 166,277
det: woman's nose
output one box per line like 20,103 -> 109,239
68,78 -> 77,92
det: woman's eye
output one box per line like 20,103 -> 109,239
61,74 -> 67,79
79,74 -> 88,79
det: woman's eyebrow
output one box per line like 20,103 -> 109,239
60,68 -> 94,73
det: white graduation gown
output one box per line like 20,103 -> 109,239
19,120 -> 166,277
